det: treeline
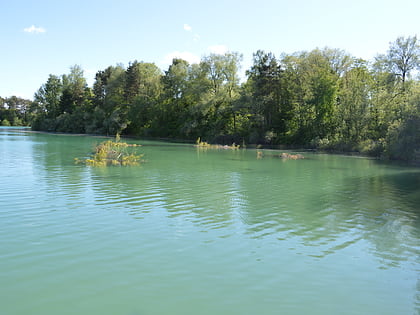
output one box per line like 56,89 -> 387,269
0,96 -> 32,126
24,36 -> 420,160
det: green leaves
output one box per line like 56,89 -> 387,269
28,35 -> 420,161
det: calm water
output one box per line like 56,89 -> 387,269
1,127 -> 419,315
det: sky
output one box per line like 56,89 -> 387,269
1,0 -> 419,99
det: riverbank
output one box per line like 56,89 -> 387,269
7,126 -> 418,166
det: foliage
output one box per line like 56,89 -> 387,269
0,96 -> 32,126
75,136 -> 143,166
23,35 -> 420,162
195,137 -> 240,150
1,118 -> 11,126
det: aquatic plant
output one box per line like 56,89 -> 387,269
280,152 -> 304,160
195,137 -> 240,150
75,136 -> 143,166
256,151 -> 304,160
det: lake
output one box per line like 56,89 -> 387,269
1,127 -> 419,315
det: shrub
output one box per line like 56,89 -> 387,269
1,119 -> 11,126
76,136 -> 143,166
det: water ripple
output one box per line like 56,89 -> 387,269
1,130 -> 419,315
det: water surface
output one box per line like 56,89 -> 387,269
1,127 -> 419,315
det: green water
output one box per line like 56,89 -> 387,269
1,127 -> 419,315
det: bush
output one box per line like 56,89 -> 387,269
76,136 -> 143,166
1,119 -> 11,126
357,139 -> 386,157
385,117 -> 420,161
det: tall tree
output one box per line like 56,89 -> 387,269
94,65 -> 127,135
124,61 -> 162,103
34,74 -> 63,118
246,50 -> 282,137
379,35 -> 420,86
60,65 -> 89,115
93,66 -> 114,107
158,58 -> 190,136
200,52 -> 242,138
337,60 -> 373,144
125,61 -> 163,135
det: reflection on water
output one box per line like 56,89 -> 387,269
1,127 -> 419,315
81,149 -> 420,267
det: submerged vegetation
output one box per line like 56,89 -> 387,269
279,153 -> 305,160
256,151 -> 305,160
75,135 -> 143,166
2,35 -> 419,161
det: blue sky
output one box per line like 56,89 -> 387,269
1,0 -> 419,99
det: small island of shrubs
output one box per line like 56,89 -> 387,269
75,134 -> 143,167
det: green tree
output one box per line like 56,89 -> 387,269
60,65 -> 89,115
337,60 -> 373,146
125,61 -> 162,135
124,61 -> 162,103
159,58 -> 190,136
34,74 -> 62,118
200,52 -> 242,140
90,65 -> 126,134
246,50 -> 282,141
281,49 -> 339,143
386,35 -> 420,85
383,81 -> 420,160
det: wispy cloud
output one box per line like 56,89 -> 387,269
183,24 -> 192,32
208,45 -> 228,55
23,25 -> 46,34
183,23 -> 201,42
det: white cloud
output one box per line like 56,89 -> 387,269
208,45 -> 228,55
162,51 -> 201,67
183,24 -> 192,31
23,25 -> 46,34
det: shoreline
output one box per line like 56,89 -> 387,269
4,126 -> 419,166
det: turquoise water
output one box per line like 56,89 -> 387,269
1,127 -> 419,315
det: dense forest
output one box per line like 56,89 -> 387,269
2,36 -> 420,161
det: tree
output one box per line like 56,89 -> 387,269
93,67 -> 114,107
124,60 -> 162,103
380,35 -> 420,86
321,48 -> 353,77
60,65 -> 89,115
91,65 -> 126,135
281,49 -> 339,143
199,52 -> 242,139
24,37 -> 420,162
34,74 -> 62,118
159,58 -> 190,136
337,60 -> 373,145
124,61 -> 163,135
246,50 -> 282,140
